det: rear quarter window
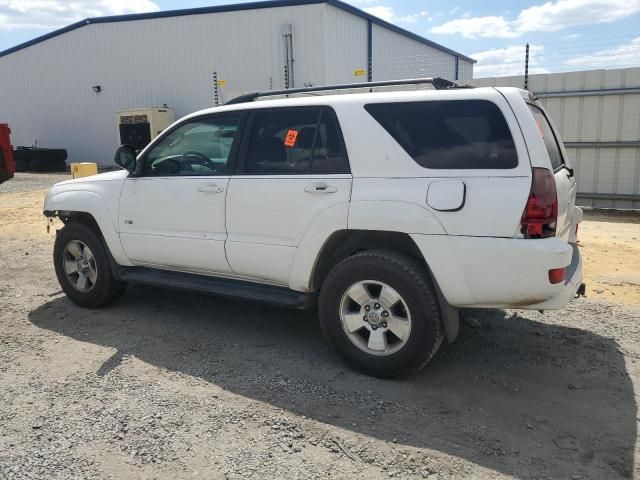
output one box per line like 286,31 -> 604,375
365,100 -> 518,169
528,104 -> 565,171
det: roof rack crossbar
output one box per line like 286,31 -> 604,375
225,77 -> 467,105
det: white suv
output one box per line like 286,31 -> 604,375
44,79 -> 584,378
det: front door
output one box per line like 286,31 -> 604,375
119,111 -> 243,274
225,107 -> 352,285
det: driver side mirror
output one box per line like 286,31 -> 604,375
114,145 -> 137,172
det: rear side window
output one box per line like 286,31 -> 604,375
528,104 -> 564,170
365,100 -> 518,169
243,108 -> 349,175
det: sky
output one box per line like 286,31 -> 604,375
0,0 -> 638,77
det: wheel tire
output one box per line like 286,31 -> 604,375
319,250 -> 444,378
54,222 -> 126,308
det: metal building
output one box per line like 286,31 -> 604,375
472,67 -> 640,209
0,0 -> 474,166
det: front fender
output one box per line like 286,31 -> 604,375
44,189 -> 132,267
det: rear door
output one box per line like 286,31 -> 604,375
527,103 -> 577,241
225,106 -> 351,285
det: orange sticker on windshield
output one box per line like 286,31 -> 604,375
284,129 -> 299,147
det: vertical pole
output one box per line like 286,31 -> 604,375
367,20 -> 373,83
284,64 -> 289,90
524,43 -> 530,90
289,34 -> 295,88
213,71 -> 219,106
455,57 -> 459,81
281,24 -> 294,89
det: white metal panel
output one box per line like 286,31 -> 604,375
471,67 -> 640,208
0,4 -> 328,166
620,93 -> 640,141
371,24 -> 460,82
619,149 -> 639,193
458,60 -> 474,82
0,2 -> 470,166
323,4 -> 368,85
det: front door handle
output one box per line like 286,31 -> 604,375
304,184 -> 337,193
198,184 -> 224,193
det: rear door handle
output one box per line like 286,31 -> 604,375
304,184 -> 337,193
198,184 -> 224,193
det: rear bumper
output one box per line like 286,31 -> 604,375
411,234 -> 583,310
526,243 -> 583,309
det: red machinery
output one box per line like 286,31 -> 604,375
0,124 -> 15,185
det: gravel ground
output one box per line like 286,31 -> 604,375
0,173 -> 70,194
1,176 -> 639,479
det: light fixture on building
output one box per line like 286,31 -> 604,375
92,85 -> 101,93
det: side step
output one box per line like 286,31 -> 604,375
118,267 -> 315,309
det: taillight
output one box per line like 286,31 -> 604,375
548,267 -> 566,284
521,168 -> 557,238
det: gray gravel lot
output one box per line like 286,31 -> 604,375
0,174 -> 638,479
0,173 -> 70,194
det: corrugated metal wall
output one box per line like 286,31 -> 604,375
473,68 -> 640,209
371,25 -> 473,82
0,2 -> 470,166
322,6 -> 368,85
0,4 -> 329,165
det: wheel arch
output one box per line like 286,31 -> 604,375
44,190 -> 132,267
311,229 -> 459,343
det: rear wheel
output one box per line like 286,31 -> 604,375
54,222 -> 126,308
319,250 -> 444,378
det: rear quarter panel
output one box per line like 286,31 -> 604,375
336,88 -> 533,238
498,89 -> 578,241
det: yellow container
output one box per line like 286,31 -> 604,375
70,162 -> 98,179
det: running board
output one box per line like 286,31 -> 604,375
118,267 -> 315,309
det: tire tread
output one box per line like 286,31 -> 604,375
54,222 -> 126,308
319,249 -> 443,378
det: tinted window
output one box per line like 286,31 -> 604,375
143,113 -> 241,176
528,104 -> 564,170
244,108 -> 349,175
365,100 -> 518,169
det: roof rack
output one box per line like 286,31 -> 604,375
225,77 -> 470,105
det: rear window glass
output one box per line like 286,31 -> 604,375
364,100 -> 518,169
528,104 -> 564,170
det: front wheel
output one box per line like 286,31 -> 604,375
319,250 -> 444,378
53,222 -> 126,308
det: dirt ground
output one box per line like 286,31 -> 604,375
1,174 -> 639,479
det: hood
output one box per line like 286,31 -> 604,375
52,169 -> 129,188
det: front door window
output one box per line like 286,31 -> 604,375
142,113 -> 242,176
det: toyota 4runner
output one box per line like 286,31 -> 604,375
44,79 -> 584,378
